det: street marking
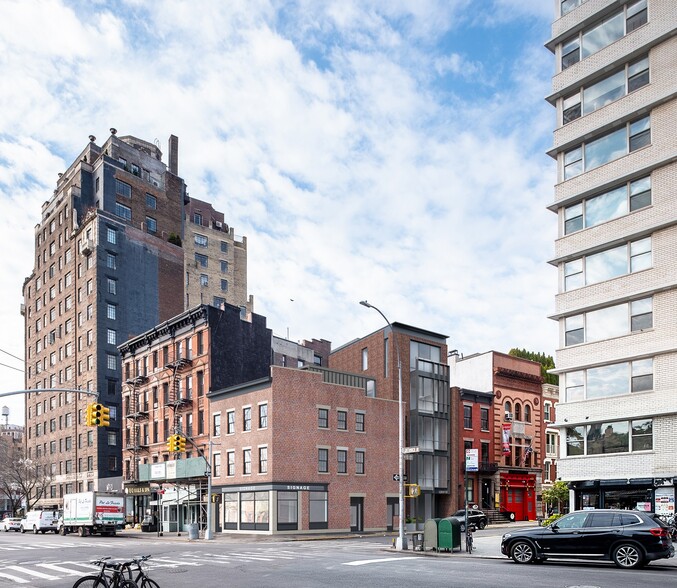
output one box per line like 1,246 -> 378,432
5,565 -> 58,579
343,557 -> 412,566
37,563 -> 87,576
0,571 -> 32,584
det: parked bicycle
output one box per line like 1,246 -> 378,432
72,557 -> 137,588
465,523 -> 476,554
118,554 -> 160,588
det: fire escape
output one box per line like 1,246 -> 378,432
165,352 -> 193,436
124,374 -> 149,482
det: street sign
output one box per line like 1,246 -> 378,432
402,446 -> 420,454
393,474 -> 408,482
465,448 -> 479,472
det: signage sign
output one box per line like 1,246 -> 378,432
502,423 -> 512,454
393,474 -> 408,482
465,448 -> 479,472
402,446 -> 420,454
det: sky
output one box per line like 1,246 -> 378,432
0,0 -> 559,425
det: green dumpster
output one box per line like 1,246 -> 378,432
423,519 -> 440,551
438,517 -> 462,552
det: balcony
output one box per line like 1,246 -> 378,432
125,403 -> 150,420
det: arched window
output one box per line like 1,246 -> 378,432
504,401 -> 512,414
524,404 -> 532,423
514,402 -> 522,422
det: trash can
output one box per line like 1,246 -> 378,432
438,517 -> 462,552
186,523 -> 199,540
423,519 -> 440,551
411,532 -> 424,551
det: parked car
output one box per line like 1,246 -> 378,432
1,516 -> 22,532
450,508 -> 488,532
20,510 -> 59,534
501,509 -> 675,569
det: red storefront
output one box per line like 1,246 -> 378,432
500,472 -> 537,522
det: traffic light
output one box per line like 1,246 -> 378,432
85,403 -> 94,427
99,405 -> 110,427
91,403 -> 103,426
177,435 -> 186,452
166,434 -> 176,452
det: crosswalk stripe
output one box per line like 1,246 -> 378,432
0,571 -> 32,584
5,565 -> 59,579
343,557 -> 412,566
37,563 -> 87,576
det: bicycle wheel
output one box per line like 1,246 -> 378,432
119,581 -> 139,588
139,578 -> 161,588
72,575 -> 109,588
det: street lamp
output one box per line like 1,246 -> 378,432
359,300 -> 407,550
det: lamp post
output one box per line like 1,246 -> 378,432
359,300 -> 407,550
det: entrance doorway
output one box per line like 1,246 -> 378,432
481,480 -> 492,510
386,497 -> 397,532
350,497 -> 363,532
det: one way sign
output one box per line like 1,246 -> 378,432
392,474 -> 408,482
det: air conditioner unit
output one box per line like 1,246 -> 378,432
81,239 -> 93,256
505,411 -> 513,421
20,303 -> 25,315
215,221 -> 222,228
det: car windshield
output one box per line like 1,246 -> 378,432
452,510 -> 467,517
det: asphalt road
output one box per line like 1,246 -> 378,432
0,527 -> 674,587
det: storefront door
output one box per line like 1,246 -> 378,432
350,497 -> 363,532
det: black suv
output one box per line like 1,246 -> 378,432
450,509 -> 488,532
501,509 -> 674,569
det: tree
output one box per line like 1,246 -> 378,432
0,438 -> 52,514
542,480 -> 569,514
167,233 -> 182,247
508,348 -> 559,385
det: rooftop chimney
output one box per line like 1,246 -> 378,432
168,134 -> 179,175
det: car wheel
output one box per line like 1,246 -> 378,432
78,526 -> 86,537
510,540 -> 537,564
20,526 -> 25,534
612,543 -> 644,569
478,520 -> 486,530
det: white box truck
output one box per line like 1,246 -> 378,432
61,492 -> 125,537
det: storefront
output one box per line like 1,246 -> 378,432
570,478 -> 676,513
219,483 -> 329,534
499,472 -> 537,521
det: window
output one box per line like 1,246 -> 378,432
213,453 -> 221,477
195,253 -> 208,268
220,279 -> 228,292
564,116 -> 650,179
560,1 -> 647,70
107,253 -> 117,269
337,449 -> 347,474
565,297 -> 652,346
544,403 -> 552,422
200,274 -> 208,287
107,278 -> 117,295
564,358 -> 653,402
356,412 -> 365,432
107,329 -> 117,345
564,177 -> 651,235
106,353 -> 117,371
277,491 -> 298,530
410,341 -> 441,367
115,202 -> 132,220
213,296 -> 225,308
243,407 -> 251,431
193,212 -> 202,225
115,179 -> 131,198
146,193 -> 157,209
632,419 -> 653,450
259,447 -> 268,473
463,405 -> 472,429
524,404 -> 531,423
566,418 -> 652,456
220,241 -> 228,253
227,451 -> 235,476
560,0 -> 583,16
361,347 -> 368,370
227,410 -> 235,434
309,492 -> 328,529
259,404 -> 268,428
220,260 -> 228,273
195,234 -> 208,248
563,237 -> 651,291
562,57 -> 649,124
107,303 -> 116,320
106,227 -> 117,244
145,217 -> 157,233
356,450 -> 365,474
337,410 -> 347,430
318,408 -> 329,429
480,407 -> 489,431
243,449 -> 251,475
318,448 -> 329,473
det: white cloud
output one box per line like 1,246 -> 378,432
0,0 -> 559,425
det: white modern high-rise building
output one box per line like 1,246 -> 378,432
546,0 -> 677,512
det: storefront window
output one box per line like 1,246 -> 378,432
309,491 -> 328,530
240,491 -> 269,531
277,491 -> 298,531
224,492 -> 238,530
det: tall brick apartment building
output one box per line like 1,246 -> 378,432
450,351 -> 543,521
21,131 -> 252,506
546,1 -> 677,512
